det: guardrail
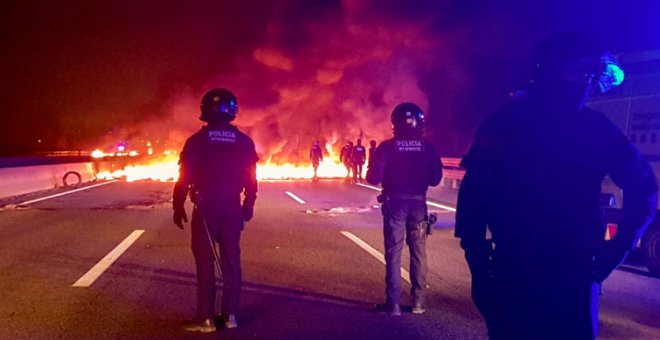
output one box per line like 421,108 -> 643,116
441,157 -> 465,184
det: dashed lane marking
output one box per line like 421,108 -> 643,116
340,231 -> 411,284
355,182 -> 456,212
285,191 -> 306,204
72,229 -> 145,288
18,180 -> 120,206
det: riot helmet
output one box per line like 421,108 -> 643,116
532,32 -> 624,93
391,102 -> 424,137
200,88 -> 238,122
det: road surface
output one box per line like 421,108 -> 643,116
0,180 -> 658,339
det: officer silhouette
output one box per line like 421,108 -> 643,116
173,88 -> 259,332
455,33 -> 658,339
367,102 -> 443,315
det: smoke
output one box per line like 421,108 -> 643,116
194,1 -> 464,163
98,1 -> 469,163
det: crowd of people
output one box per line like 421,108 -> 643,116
309,138 -> 378,182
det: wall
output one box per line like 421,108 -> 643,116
0,162 -> 95,198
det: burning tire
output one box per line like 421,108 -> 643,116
63,171 -> 82,187
642,225 -> 660,277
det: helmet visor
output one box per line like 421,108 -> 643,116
597,61 -> 625,93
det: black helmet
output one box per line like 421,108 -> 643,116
532,32 -> 624,93
391,102 -> 424,137
200,88 -> 238,122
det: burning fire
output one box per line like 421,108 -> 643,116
92,147 -> 351,182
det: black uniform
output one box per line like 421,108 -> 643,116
351,143 -> 366,181
173,123 -> 258,320
367,137 -> 443,308
455,99 -> 657,339
340,143 -> 353,179
310,143 -> 323,179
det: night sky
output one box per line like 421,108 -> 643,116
1,0 -> 658,158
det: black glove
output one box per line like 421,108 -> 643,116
593,239 -> 629,283
173,208 -> 188,229
242,204 -> 254,222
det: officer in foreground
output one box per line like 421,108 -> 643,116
367,103 -> 443,315
173,88 -> 259,332
455,33 -> 658,339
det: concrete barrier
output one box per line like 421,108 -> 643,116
0,162 -> 96,198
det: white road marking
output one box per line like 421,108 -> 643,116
285,191 -> 306,204
18,180 -> 120,206
72,229 -> 145,287
355,182 -> 456,212
340,231 -> 411,284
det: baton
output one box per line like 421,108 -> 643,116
194,203 -> 223,278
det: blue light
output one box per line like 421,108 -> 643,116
598,62 -> 625,93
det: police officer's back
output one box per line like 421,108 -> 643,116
455,33 -> 658,339
173,88 -> 258,332
367,102 -> 443,315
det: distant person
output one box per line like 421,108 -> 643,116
368,139 -> 377,168
367,102 -> 443,316
455,33 -> 658,339
351,139 -> 367,182
340,141 -> 354,180
309,141 -> 324,180
173,88 -> 259,333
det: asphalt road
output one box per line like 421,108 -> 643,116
0,180 -> 658,339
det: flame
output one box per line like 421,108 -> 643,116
93,147 -> 354,182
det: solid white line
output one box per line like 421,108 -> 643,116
19,180 -> 120,206
72,229 -> 145,287
340,231 -> 410,283
355,182 -> 382,191
355,182 -> 456,212
284,191 -> 306,204
425,201 -> 456,212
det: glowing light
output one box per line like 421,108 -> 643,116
128,151 -> 139,157
599,62 -> 625,93
117,144 -> 126,152
93,148 -> 356,182
91,149 -> 106,158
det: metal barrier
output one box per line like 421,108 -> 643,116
441,157 -> 465,180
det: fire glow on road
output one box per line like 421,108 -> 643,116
95,158 -> 351,182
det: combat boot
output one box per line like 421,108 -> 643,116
182,318 -> 216,333
223,314 -> 238,329
375,303 -> 402,316
412,302 -> 426,315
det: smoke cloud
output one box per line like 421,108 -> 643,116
143,1 -> 468,164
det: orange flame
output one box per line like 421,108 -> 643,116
93,147 -> 353,182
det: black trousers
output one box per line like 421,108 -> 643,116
191,199 -> 243,319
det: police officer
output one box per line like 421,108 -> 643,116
368,139 -> 377,169
367,103 -> 443,315
351,139 -> 367,182
309,141 -> 324,180
173,88 -> 258,332
340,141 -> 354,180
455,33 -> 658,339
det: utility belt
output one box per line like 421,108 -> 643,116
377,192 -> 426,203
190,186 -> 240,206
377,191 -> 436,235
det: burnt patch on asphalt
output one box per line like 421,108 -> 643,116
303,205 -> 378,215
